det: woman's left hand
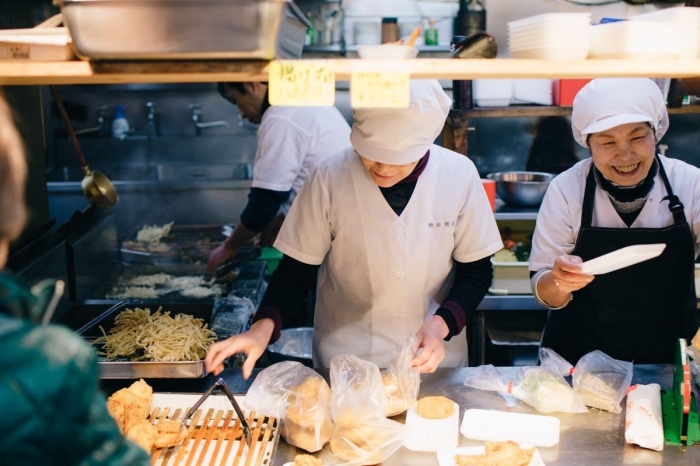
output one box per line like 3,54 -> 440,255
412,315 -> 448,373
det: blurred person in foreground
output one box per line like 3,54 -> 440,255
206,80 -> 503,378
0,95 -> 149,465
529,78 -> 700,364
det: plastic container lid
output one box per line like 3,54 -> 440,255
460,409 -> 560,447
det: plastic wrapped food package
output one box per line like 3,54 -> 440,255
625,383 -> 664,451
573,350 -> 633,413
381,335 -> 421,417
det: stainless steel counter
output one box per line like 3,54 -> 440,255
271,365 -> 699,465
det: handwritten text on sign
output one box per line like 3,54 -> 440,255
351,72 -> 410,108
268,61 -> 335,106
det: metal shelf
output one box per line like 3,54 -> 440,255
494,204 -> 539,221
451,105 -> 700,119
5,59 -> 700,85
478,295 -> 544,311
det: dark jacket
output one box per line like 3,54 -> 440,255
0,273 -> 150,465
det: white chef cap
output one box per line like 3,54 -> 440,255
571,78 -> 669,148
350,79 -> 452,164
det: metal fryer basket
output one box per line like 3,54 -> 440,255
57,0 -> 310,60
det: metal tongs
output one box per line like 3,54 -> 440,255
180,378 -> 252,445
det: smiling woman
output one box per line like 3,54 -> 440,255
528,78 -> 700,365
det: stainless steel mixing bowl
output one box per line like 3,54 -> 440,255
486,171 -> 556,207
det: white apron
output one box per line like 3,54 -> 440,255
274,145 -> 503,368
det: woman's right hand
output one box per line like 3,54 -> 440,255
550,255 -> 595,294
204,318 -> 275,379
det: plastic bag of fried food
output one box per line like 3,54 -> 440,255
329,354 -> 406,465
106,379 -> 187,452
245,361 -> 333,452
381,335 -> 421,417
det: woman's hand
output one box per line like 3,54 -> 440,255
537,255 -> 595,308
204,319 -> 275,379
550,255 -> 595,294
411,315 -> 448,373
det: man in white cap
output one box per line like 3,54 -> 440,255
529,78 -> 700,364
205,80 -> 502,377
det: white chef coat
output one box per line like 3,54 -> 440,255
529,155 -> 700,272
274,144 -> 503,368
252,105 -> 351,214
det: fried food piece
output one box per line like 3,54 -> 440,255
293,454 -> 323,466
106,379 -> 153,433
285,377 -> 333,452
416,395 -> 455,419
454,441 -> 535,466
329,424 -> 387,465
155,420 -> 181,434
125,420 -> 158,453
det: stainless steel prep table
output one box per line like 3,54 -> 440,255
100,365 -> 699,464
271,365 -> 699,465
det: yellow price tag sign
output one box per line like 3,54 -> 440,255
268,60 -> 335,106
350,71 -> 410,109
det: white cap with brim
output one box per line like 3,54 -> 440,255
571,78 -> 669,148
350,80 -> 452,165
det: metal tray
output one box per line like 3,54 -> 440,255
57,0 -> 310,60
120,224 -> 226,265
93,262 -> 230,303
77,301 -> 214,379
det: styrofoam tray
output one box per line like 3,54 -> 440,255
437,444 -> 545,466
508,12 -> 591,29
510,48 -> 588,60
403,401 -> 459,452
460,409 -> 560,447
579,243 -> 666,275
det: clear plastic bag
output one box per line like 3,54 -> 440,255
539,347 -> 575,377
329,354 -> 406,465
463,364 -> 587,414
245,361 -> 333,452
381,335 -> 421,417
573,350 -> 633,414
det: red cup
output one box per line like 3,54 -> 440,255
481,179 -> 496,212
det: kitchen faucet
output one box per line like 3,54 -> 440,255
74,104 -> 108,136
146,101 -> 161,137
189,103 -> 230,136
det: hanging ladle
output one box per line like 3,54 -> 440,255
49,85 -> 119,209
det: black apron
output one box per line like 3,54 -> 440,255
540,157 -> 699,364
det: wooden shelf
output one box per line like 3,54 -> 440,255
451,105 -> 700,118
3,58 -> 700,85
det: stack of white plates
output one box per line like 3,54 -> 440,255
589,20 -> 681,60
629,6 -> 700,58
508,13 -> 591,60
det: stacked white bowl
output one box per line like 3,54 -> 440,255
508,13 -> 591,60
628,6 -> 699,59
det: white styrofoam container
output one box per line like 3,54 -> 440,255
512,79 -> 553,106
629,7 -> 700,58
589,20 -> 681,60
492,261 -> 531,294
403,401 -> 459,451
473,79 -> 512,107
460,409 -> 561,447
510,47 -> 589,60
508,12 -> 591,29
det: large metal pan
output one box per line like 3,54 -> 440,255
49,85 -> 118,209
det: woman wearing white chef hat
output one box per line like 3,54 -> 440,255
529,78 -> 700,364
205,80 -> 503,378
